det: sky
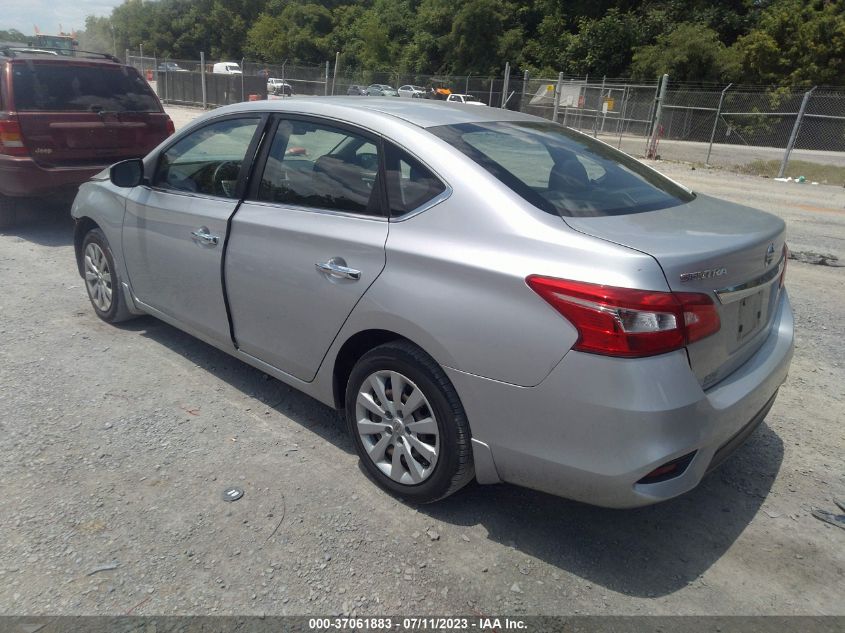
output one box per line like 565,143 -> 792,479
2,0 -> 123,36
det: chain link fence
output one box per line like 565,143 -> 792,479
126,53 -> 845,182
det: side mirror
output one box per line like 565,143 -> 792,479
110,158 -> 144,188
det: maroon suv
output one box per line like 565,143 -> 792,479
0,49 -> 174,225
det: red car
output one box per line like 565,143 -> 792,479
0,48 -> 174,226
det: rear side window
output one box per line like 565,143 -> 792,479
256,118 -> 383,216
429,121 -> 694,217
384,144 -> 446,217
11,62 -> 160,112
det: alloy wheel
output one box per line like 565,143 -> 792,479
355,370 -> 440,485
84,242 -> 113,312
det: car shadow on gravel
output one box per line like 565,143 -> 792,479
120,316 -> 783,600
422,423 -> 784,598
0,202 -> 74,247
124,317 -> 353,452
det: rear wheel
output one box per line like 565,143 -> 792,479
81,228 -> 135,323
345,341 -> 474,503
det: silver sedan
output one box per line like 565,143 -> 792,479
71,98 -> 793,507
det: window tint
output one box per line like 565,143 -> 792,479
154,118 -> 259,198
385,144 -> 446,216
11,62 -> 160,112
429,121 -> 695,217
256,119 -> 382,215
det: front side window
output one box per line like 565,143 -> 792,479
429,121 -> 694,217
154,117 -> 259,198
384,144 -> 446,217
256,119 -> 383,216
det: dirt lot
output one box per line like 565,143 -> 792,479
1,106 -> 843,616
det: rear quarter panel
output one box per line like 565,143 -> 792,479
319,122 -> 672,387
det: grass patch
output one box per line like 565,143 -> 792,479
735,159 -> 845,185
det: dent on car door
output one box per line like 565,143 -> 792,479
225,116 -> 389,382
122,116 -> 263,344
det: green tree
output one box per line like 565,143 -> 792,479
0,29 -> 28,44
631,22 -> 735,83
449,0 -> 522,75
560,9 -> 649,77
245,1 -> 334,62
731,0 -> 845,87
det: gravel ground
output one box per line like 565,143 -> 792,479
1,107 -> 843,616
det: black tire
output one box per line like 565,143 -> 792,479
345,341 -> 474,503
81,228 -> 135,323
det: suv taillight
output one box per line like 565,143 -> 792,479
165,117 -> 175,136
0,115 -> 28,156
526,276 -> 721,358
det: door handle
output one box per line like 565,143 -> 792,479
316,259 -> 361,280
191,228 -> 219,246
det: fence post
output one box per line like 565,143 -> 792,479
325,61 -> 330,95
617,86 -> 629,149
488,78 -> 494,107
331,51 -> 339,95
552,72 -> 564,123
240,57 -> 245,102
125,49 -> 130,64
200,51 -> 207,110
646,74 -> 668,158
778,86 -> 817,179
522,69 -> 529,111
594,75 -> 606,137
706,83 -> 732,166
501,62 -> 510,108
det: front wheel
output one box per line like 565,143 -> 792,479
81,228 -> 135,323
345,341 -> 474,503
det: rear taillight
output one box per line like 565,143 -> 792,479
166,117 -> 175,136
0,115 -> 28,156
526,276 -> 721,358
780,243 -> 788,288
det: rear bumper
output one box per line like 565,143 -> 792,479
0,155 -> 106,198
449,289 -> 794,508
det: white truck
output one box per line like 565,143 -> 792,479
212,62 -> 242,75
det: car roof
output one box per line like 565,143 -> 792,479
211,96 -> 546,129
2,53 -> 122,66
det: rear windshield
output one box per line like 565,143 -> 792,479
429,121 -> 694,217
11,62 -> 160,113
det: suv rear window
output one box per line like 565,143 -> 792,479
429,121 -> 694,217
11,62 -> 160,112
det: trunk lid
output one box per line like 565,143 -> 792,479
565,193 -> 786,389
11,59 -> 168,167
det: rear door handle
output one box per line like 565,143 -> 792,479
316,258 -> 361,280
191,227 -> 219,246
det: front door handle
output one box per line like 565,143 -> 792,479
316,258 -> 361,280
191,227 -> 219,246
